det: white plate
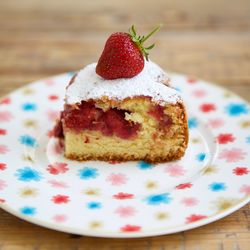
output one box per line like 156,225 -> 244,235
0,72 -> 249,238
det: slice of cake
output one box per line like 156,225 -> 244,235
55,25 -> 188,163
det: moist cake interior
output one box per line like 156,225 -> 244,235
56,96 -> 188,163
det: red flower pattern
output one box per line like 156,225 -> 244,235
176,183 -> 193,189
0,163 -> 6,171
187,76 -> 197,84
48,95 -> 59,101
200,103 -> 216,113
47,162 -> 69,175
186,214 -> 208,224
113,192 -> 134,200
0,97 -> 11,105
52,195 -> 70,204
233,167 -> 249,176
120,224 -> 141,232
0,129 -> 6,135
0,198 -> 5,203
217,133 -> 235,144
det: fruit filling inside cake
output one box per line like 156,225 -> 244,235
62,101 -> 141,139
54,25 -> 189,163
56,93 -> 187,162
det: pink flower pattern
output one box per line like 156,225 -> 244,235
48,180 -> 68,188
192,89 -> 207,98
181,197 -> 199,207
115,206 -> 137,217
44,79 -> 55,86
0,145 -> 8,154
207,118 -> 224,129
0,179 -> 7,190
106,173 -> 128,186
239,185 -> 250,195
164,164 -> 186,177
0,111 -> 12,122
47,110 -> 60,121
52,214 -> 67,223
219,148 -> 247,162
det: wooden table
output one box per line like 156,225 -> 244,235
0,0 -> 250,249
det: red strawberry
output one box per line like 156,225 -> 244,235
96,25 -> 162,80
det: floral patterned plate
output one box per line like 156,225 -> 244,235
0,72 -> 249,238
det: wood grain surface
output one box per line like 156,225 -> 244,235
0,0 -> 250,249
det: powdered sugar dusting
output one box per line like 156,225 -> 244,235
66,60 -> 182,105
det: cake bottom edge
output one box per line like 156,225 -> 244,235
64,149 -> 186,164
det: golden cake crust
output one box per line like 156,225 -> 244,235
65,150 -> 186,163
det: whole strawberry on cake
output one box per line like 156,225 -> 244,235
54,25 -> 189,163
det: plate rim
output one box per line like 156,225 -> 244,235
1,196 -> 249,238
0,71 -> 249,238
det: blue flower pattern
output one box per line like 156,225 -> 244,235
246,136 -> 250,144
225,103 -> 248,116
19,135 -> 37,147
87,202 -> 102,209
20,206 -> 36,216
138,161 -> 153,170
188,118 -> 198,129
209,182 -> 227,192
78,167 -> 99,180
15,167 -> 42,182
145,193 -> 172,205
22,102 -> 37,111
196,153 -> 206,162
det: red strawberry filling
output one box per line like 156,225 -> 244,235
148,105 -> 172,129
62,101 -> 141,139
56,100 -> 172,140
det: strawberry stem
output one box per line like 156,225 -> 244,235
140,24 -> 162,43
128,24 -> 162,61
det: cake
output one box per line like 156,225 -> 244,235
54,25 -> 188,163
